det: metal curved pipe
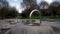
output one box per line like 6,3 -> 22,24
29,9 -> 41,26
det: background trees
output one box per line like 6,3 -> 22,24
47,1 -> 60,18
0,0 -> 60,19
21,5 -> 39,19
21,0 -> 40,19
48,2 -> 60,16
21,0 -> 60,19
0,0 -> 19,19
5,7 -> 18,18
23,0 -> 37,8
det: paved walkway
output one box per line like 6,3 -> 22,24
11,23 -> 54,34
0,19 -> 60,34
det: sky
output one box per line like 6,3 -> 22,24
7,0 -> 23,13
6,0 -> 60,13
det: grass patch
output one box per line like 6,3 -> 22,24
46,15 -> 60,19
21,15 -> 60,19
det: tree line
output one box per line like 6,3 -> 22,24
0,0 -> 60,19
0,0 -> 19,19
21,1 -> 60,19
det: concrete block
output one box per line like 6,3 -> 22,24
21,26 -> 54,34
